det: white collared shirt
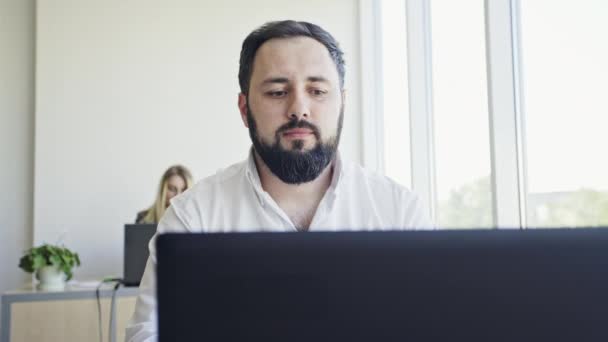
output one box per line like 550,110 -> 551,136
125,151 -> 433,342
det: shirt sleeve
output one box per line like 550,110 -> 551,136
125,205 -> 190,342
401,192 -> 436,230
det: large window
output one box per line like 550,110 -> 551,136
375,0 -> 608,229
431,0 -> 493,228
520,0 -> 608,227
381,0 -> 411,189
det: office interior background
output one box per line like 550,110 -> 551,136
2,0 -> 608,325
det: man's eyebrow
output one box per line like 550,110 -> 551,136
261,76 -> 331,85
262,77 -> 289,85
308,76 -> 330,83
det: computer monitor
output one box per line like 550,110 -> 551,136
156,229 -> 608,341
123,223 -> 156,286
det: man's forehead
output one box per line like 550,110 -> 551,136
251,37 -> 339,84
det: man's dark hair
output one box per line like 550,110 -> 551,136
238,20 -> 345,94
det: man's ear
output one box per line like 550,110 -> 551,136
238,93 -> 248,127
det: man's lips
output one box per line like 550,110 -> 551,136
282,128 -> 314,138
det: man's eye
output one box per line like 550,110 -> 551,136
311,89 -> 327,96
267,91 -> 287,97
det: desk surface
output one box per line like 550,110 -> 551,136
2,282 -> 139,302
2,282 -> 139,342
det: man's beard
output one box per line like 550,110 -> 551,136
247,105 -> 344,185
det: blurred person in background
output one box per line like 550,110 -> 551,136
136,165 -> 194,224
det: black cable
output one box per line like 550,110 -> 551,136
109,281 -> 123,342
96,281 -> 104,342
96,278 -> 125,342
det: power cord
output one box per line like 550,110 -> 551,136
96,278 -> 125,342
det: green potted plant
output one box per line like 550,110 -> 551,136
18,244 -> 81,291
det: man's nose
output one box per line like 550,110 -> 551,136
287,91 -> 310,121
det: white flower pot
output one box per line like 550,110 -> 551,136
36,265 -> 67,291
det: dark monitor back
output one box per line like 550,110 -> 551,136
123,223 -> 156,286
156,229 -> 608,341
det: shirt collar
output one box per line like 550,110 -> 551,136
245,147 -> 344,204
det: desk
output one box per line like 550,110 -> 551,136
1,284 -> 138,342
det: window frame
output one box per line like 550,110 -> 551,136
361,0 -> 529,228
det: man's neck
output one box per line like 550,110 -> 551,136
253,151 -> 334,230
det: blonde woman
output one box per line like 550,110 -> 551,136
136,165 -> 194,224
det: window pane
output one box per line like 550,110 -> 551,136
381,0 -> 411,188
431,0 -> 494,228
520,0 -> 608,227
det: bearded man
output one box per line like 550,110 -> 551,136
126,20 -> 432,342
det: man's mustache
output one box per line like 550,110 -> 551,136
275,119 -> 321,140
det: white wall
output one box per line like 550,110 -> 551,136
0,0 -> 35,327
34,0 -> 363,279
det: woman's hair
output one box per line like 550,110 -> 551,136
141,165 -> 194,223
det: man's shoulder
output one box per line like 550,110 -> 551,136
172,159 -> 247,206
341,161 -> 413,197
340,160 -> 433,229
201,159 -> 248,186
